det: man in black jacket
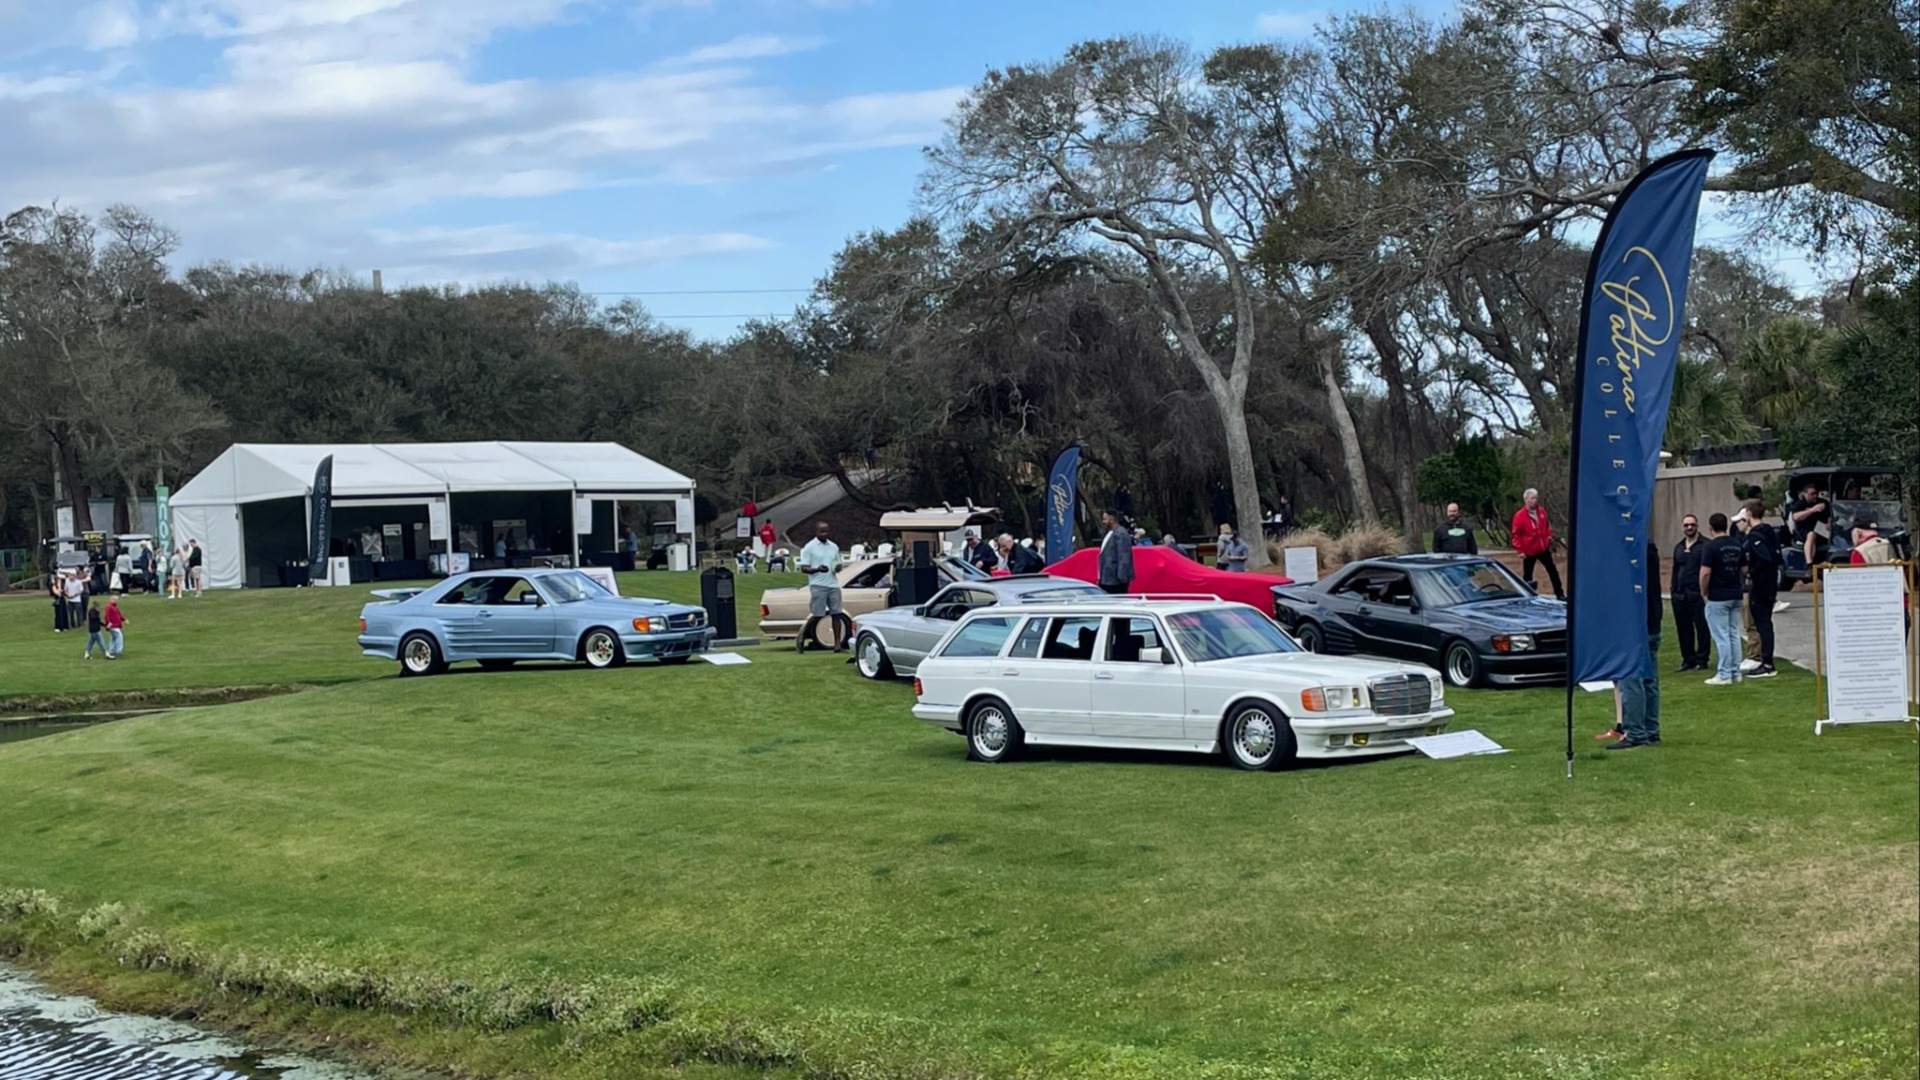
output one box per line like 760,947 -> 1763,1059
1606,540 -> 1664,749
1669,515 -> 1708,671
1431,503 -> 1479,555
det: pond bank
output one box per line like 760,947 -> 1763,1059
0,963 -> 381,1079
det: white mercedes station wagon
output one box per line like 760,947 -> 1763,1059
910,599 -> 1454,770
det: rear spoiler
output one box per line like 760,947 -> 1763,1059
369,587 -> 426,602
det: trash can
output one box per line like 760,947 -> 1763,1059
700,566 -> 737,640
668,542 -> 691,572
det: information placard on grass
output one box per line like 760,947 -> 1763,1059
1817,564 -> 1915,732
1405,729 -> 1508,759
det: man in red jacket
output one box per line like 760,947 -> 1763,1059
1510,488 -> 1565,600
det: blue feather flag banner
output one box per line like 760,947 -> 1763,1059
308,454 -> 334,583
1568,149 -> 1714,683
1045,445 -> 1081,562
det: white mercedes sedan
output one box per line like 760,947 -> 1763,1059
910,598 -> 1453,770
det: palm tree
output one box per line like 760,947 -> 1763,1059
1663,355 -> 1756,456
1736,318 -> 1834,430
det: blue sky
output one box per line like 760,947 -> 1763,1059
0,0 -> 1814,338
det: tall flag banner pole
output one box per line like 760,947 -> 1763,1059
308,454 -> 335,585
1566,149 -> 1715,778
1045,444 -> 1082,564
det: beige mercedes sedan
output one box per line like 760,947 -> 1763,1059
756,556 -> 989,639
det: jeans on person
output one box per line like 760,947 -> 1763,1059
1747,587 -> 1776,666
84,630 -> 105,657
107,628 -> 123,656
1618,632 -> 1662,743
1705,598 -> 1743,679
1522,551 -> 1565,599
1671,595 -> 1708,666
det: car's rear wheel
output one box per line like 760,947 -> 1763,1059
399,632 -> 445,677
965,697 -> 1023,763
1443,640 -> 1481,688
1223,702 -> 1295,771
855,633 -> 894,679
477,659 -> 516,671
581,628 -> 626,669
1294,620 -> 1324,653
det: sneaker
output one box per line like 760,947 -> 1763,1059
1604,739 -> 1651,750
1704,675 -> 1733,686
1772,600 -> 1790,614
1750,664 -> 1776,678
1740,658 -> 1761,673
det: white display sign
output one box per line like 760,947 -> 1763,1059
1283,545 -> 1319,584
734,515 -> 752,539
578,565 -> 618,595
428,499 -> 449,541
1404,730 -> 1509,759
675,497 -> 695,534
575,496 -> 595,535
700,651 -> 751,666
56,506 -> 74,539
1819,565 -> 1913,728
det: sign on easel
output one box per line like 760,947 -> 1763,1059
1815,562 -> 1917,734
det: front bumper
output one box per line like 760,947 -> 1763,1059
1481,650 -> 1567,687
621,626 -> 716,660
1291,708 -> 1456,758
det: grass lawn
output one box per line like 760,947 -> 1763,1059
0,578 -> 1914,1079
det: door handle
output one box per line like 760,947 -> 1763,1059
476,610 -> 493,618
1000,669 -> 1020,676
1095,672 -> 1115,680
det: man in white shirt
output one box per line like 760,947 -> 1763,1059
796,521 -> 851,653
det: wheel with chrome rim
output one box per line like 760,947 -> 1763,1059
1443,640 -> 1480,688
399,632 -> 445,677
581,628 -> 625,669
855,633 -> 894,680
1294,621 -> 1324,653
965,696 -> 1023,763
1223,702 -> 1295,771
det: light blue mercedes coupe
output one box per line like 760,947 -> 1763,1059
357,568 -> 713,676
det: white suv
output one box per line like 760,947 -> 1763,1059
910,599 -> 1453,770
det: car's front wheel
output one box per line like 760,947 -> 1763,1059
1294,620 -> 1324,653
854,633 -> 894,680
399,632 -> 446,677
965,697 -> 1023,763
1223,702 -> 1295,771
1443,640 -> 1481,688
580,628 -> 626,669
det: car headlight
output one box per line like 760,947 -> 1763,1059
1429,675 -> 1444,705
1301,686 -> 1364,711
1491,633 -> 1535,653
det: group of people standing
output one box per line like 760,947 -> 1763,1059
1669,503 -> 1779,684
49,569 -> 128,658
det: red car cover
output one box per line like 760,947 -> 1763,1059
1046,544 -> 1292,611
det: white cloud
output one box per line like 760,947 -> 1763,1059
363,223 -> 775,281
674,34 -> 826,65
78,0 -> 140,50
1254,8 -> 1324,38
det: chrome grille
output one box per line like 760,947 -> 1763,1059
667,612 -> 706,630
1369,674 -> 1433,717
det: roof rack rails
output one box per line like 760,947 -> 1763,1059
1051,592 -> 1223,603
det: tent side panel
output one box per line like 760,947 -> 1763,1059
170,504 -> 245,590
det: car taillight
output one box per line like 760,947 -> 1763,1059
912,678 -> 923,697
760,604 -> 770,617
358,617 -> 366,631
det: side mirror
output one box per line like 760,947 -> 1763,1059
1141,647 -> 1171,665
912,606 -> 927,617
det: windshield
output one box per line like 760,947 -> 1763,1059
1414,561 -> 1530,607
940,556 -> 991,580
540,571 -> 614,603
1165,607 -> 1302,662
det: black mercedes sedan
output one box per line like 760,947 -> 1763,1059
1272,554 -> 1567,688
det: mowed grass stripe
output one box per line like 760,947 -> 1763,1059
1,585 -> 1915,1078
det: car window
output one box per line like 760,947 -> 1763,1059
845,563 -> 892,589
1371,570 -> 1414,606
1330,569 -> 1373,597
1166,608 -> 1301,662
437,577 -> 497,605
939,556 -> 991,581
1103,616 -> 1166,663
540,572 -> 611,603
1040,616 -> 1102,661
1414,560 -> 1529,607
928,588 -> 994,621
1007,617 -> 1049,659
1021,584 -> 1103,602
938,615 -> 1019,658
501,578 -> 544,605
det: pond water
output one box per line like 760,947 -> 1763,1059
0,965 -> 379,1079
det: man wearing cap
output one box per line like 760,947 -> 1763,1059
963,530 -> 999,573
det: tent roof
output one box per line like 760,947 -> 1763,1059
172,442 -> 695,506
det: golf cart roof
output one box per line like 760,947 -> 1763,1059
878,506 -> 1001,531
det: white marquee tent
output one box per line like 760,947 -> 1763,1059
171,442 -> 698,588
